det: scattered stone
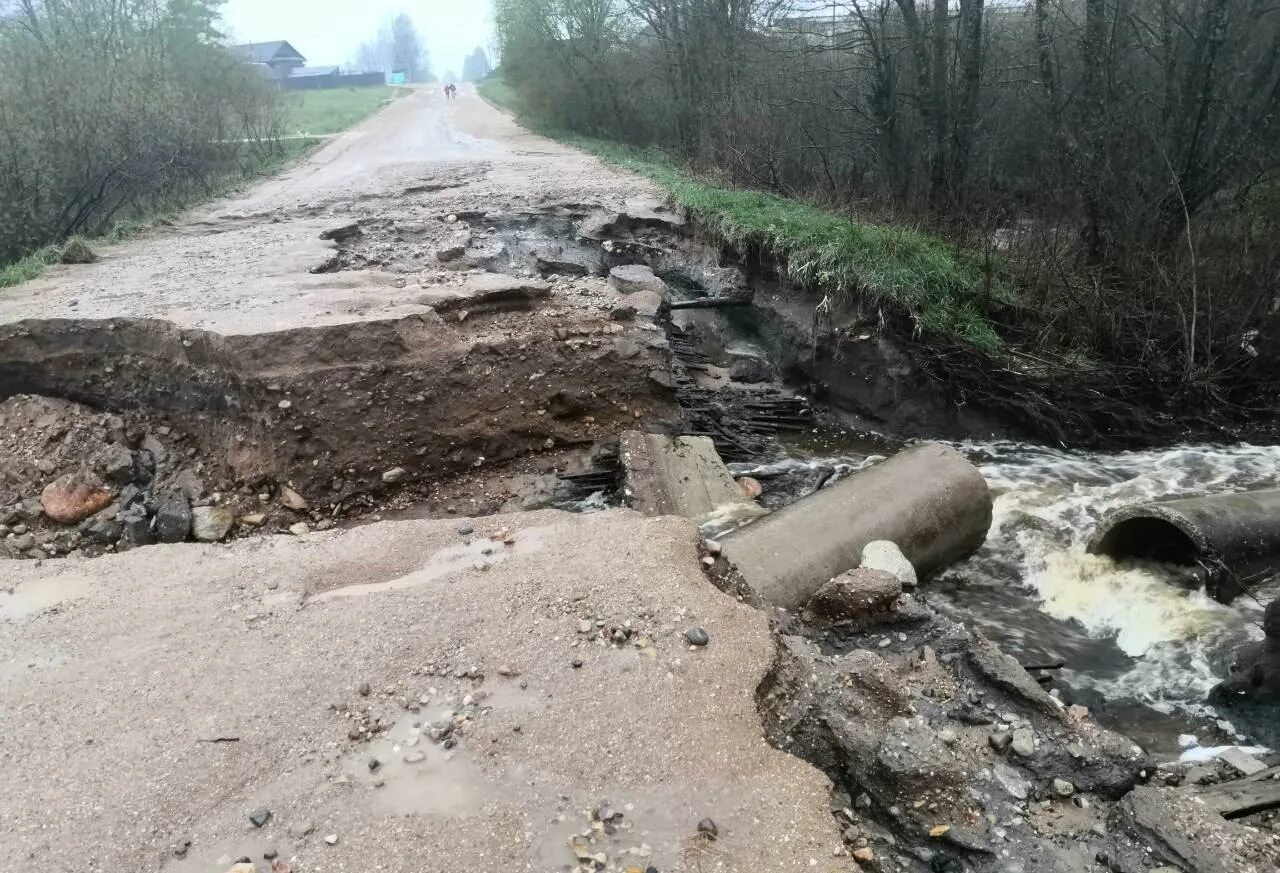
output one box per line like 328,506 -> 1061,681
119,509 -> 154,548
288,522 -> 310,536
860,541 -> 918,589
324,834 -> 339,846
572,659 -> 584,669
938,728 -> 959,746
278,485 -> 307,511
577,619 -> 593,634
368,757 -> 381,772
358,682 -> 371,697
191,506 -> 234,542
853,847 -> 874,862
609,264 -> 668,296
381,467 -> 408,484
404,751 -> 426,764
1011,728 -> 1036,758
249,808 -> 272,828
736,476 -> 763,499
1052,778 -> 1076,798
82,516 -> 123,545
40,473 -> 113,524
989,730 -> 1012,753
697,818 -> 718,839
1219,747 -> 1268,777
685,627 -> 710,647
94,444 -> 136,485
320,222 -> 360,242
154,493 -> 193,543
458,524 -> 474,536
227,864 -> 257,873
239,513 -> 267,527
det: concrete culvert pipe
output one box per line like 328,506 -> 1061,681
718,442 -> 992,609
1089,489 -> 1280,603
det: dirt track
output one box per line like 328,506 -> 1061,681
0,87 -> 856,871
0,86 -> 666,334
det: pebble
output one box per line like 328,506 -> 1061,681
1052,778 -> 1075,798
685,627 -> 710,647
288,522 -> 310,536
572,659 -> 584,669
577,619 -> 593,634
939,728 -> 959,746
381,467 -> 407,484
404,751 -> 426,764
989,731 -> 1013,753
697,818 -> 719,839
1010,728 -> 1035,757
853,847 -> 875,862
324,834 -> 339,846
248,808 -> 272,828
358,682 -> 371,697
458,524 -> 474,536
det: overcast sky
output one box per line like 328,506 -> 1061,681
221,0 -> 495,79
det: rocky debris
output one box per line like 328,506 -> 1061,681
191,506 -> 234,543
860,540 -> 918,589
608,265 -> 668,297
685,627 -> 710,647
381,467 -> 407,484
1220,747 -> 1270,777
1113,785 -> 1278,873
248,808 -> 271,828
966,630 -> 1064,716
760,592 -> 1156,873
435,230 -> 473,262
94,443 -> 137,486
278,486 -> 308,511
154,493 -> 193,544
726,347 -> 774,384
806,569 -> 903,621
417,273 -> 551,315
323,834 -> 339,846
319,222 -> 361,242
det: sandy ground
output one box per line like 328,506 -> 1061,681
0,88 -> 852,872
0,85 -> 666,335
0,510 -> 848,872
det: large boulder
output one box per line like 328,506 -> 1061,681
806,568 -> 902,620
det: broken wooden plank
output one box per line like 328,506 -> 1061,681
1187,765 -> 1280,818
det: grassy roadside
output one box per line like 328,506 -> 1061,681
1,86 -> 403,290
478,77 -> 1009,350
285,85 -> 406,137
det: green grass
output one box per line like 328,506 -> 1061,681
577,138 -> 1011,350
478,76 -> 521,114
477,73 -> 1009,350
0,244 -> 62,288
285,85 -> 404,137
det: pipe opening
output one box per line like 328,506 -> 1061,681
1093,516 -> 1203,567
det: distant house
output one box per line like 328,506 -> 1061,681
231,41 -> 307,80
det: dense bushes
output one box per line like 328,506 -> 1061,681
494,1 -> 1280,409
0,0 -> 285,265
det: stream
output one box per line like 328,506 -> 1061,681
732,429 -> 1279,757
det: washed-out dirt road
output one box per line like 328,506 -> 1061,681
0,88 -> 852,871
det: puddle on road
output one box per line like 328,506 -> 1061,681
341,713 -> 504,817
310,528 -> 547,603
0,574 -> 94,621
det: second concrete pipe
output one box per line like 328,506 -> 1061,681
718,442 -> 992,609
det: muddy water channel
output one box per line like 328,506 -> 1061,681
737,431 -> 1279,756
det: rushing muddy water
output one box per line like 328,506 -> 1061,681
742,430 -> 1279,754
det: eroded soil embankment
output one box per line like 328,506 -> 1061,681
0,308 -> 674,557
